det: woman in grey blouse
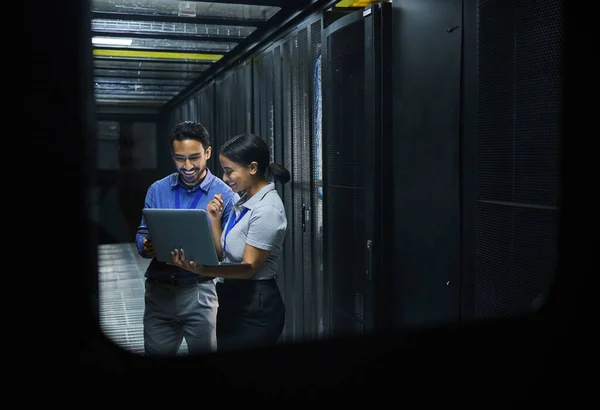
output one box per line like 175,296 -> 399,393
172,133 -> 290,352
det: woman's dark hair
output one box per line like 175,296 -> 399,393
220,133 -> 290,184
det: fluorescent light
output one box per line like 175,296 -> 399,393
92,37 -> 133,46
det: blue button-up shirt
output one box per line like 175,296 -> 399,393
135,169 -> 238,280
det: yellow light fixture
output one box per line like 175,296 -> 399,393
93,48 -> 223,61
335,0 -> 387,7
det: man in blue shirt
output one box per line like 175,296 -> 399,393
135,121 -> 237,356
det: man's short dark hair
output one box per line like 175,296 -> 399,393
169,121 -> 211,150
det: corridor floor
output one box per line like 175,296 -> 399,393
97,242 -> 189,355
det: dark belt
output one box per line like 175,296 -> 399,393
219,275 -> 277,284
146,276 -> 211,286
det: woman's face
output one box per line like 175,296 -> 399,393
219,154 -> 256,193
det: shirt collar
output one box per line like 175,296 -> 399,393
236,183 -> 276,210
170,168 -> 214,193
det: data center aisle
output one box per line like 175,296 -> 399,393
97,243 -> 189,355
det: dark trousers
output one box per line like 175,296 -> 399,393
216,279 -> 286,352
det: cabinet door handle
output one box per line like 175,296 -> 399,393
366,239 -> 373,280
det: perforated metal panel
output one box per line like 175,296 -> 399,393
253,50 -> 276,152
194,84 -> 217,171
475,0 -> 563,318
294,27 -> 317,336
287,28 -> 310,339
272,45 -> 283,172
322,14 -> 367,336
475,204 -> 558,317
281,38 -> 301,340
214,63 -> 252,148
309,18 -> 325,338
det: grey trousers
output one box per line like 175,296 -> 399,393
143,278 -> 218,356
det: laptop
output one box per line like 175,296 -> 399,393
142,208 -> 249,267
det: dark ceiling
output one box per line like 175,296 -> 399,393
91,0 -> 349,112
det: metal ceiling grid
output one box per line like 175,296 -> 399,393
92,0 -> 287,109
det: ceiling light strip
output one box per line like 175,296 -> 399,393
93,48 -> 223,61
335,0 -> 384,7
